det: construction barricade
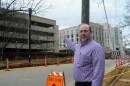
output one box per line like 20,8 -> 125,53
46,71 -> 66,86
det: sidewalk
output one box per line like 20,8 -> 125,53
105,67 -> 115,75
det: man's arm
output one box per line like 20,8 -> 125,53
64,38 -> 76,52
92,46 -> 105,86
61,32 -> 76,52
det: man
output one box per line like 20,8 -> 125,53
62,24 -> 105,86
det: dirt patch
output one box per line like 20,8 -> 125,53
103,66 -> 125,86
0,57 -> 74,70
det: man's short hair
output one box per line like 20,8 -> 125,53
78,23 -> 92,32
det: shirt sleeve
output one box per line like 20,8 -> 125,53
64,38 -> 76,52
92,46 -> 105,86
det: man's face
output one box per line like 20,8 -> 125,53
79,24 -> 91,42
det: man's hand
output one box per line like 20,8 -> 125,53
61,31 -> 66,40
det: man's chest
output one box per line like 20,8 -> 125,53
74,45 -> 93,66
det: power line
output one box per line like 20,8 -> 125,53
93,0 -> 103,5
115,0 -> 117,26
102,0 -> 109,26
102,0 -> 115,57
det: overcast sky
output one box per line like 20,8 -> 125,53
44,0 -> 128,35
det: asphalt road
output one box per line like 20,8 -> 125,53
0,60 -> 115,86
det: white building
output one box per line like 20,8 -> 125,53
103,23 -> 125,57
59,26 -> 79,52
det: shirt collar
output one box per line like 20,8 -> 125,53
80,38 -> 92,47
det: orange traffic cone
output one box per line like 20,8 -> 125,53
67,58 -> 69,64
72,58 -> 74,63
57,57 -> 59,66
115,58 -> 118,68
124,58 -> 126,64
121,58 -> 123,65
44,57 -> 47,67
5,58 -> 10,71
118,58 -> 121,66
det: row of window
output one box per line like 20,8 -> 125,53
0,15 -> 54,28
0,37 -> 54,44
66,27 -> 104,34
31,21 -> 54,28
0,25 -> 54,36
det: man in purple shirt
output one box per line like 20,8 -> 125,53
62,24 -> 105,86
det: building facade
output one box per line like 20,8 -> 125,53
90,22 -> 104,47
103,23 -> 125,57
0,9 -> 59,58
59,26 -> 79,52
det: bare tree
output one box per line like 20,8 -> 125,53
117,0 -> 130,49
123,34 -> 130,47
118,0 -> 130,28
0,0 -> 52,16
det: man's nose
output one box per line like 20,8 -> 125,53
81,31 -> 85,34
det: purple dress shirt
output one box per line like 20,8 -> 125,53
64,38 -> 105,86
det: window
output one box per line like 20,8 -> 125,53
67,31 -> 69,34
76,29 -> 79,33
76,34 -> 78,37
71,30 -> 73,34
71,34 -> 73,38
77,38 -> 79,42
67,35 -> 69,38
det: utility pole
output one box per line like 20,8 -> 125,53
82,0 -> 90,24
0,0 -> 1,8
28,8 -> 32,63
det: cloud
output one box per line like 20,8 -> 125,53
45,0 -> 81,29
45,0 -> 127,31
90,0 -> 126,26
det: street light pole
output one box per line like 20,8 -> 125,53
28,8 -> 32,63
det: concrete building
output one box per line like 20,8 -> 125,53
0,9 -> 59,58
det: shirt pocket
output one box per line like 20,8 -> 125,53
74,51 -> 80,63
78,52 -> 92,66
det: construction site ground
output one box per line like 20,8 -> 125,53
103,65 -> 130,86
